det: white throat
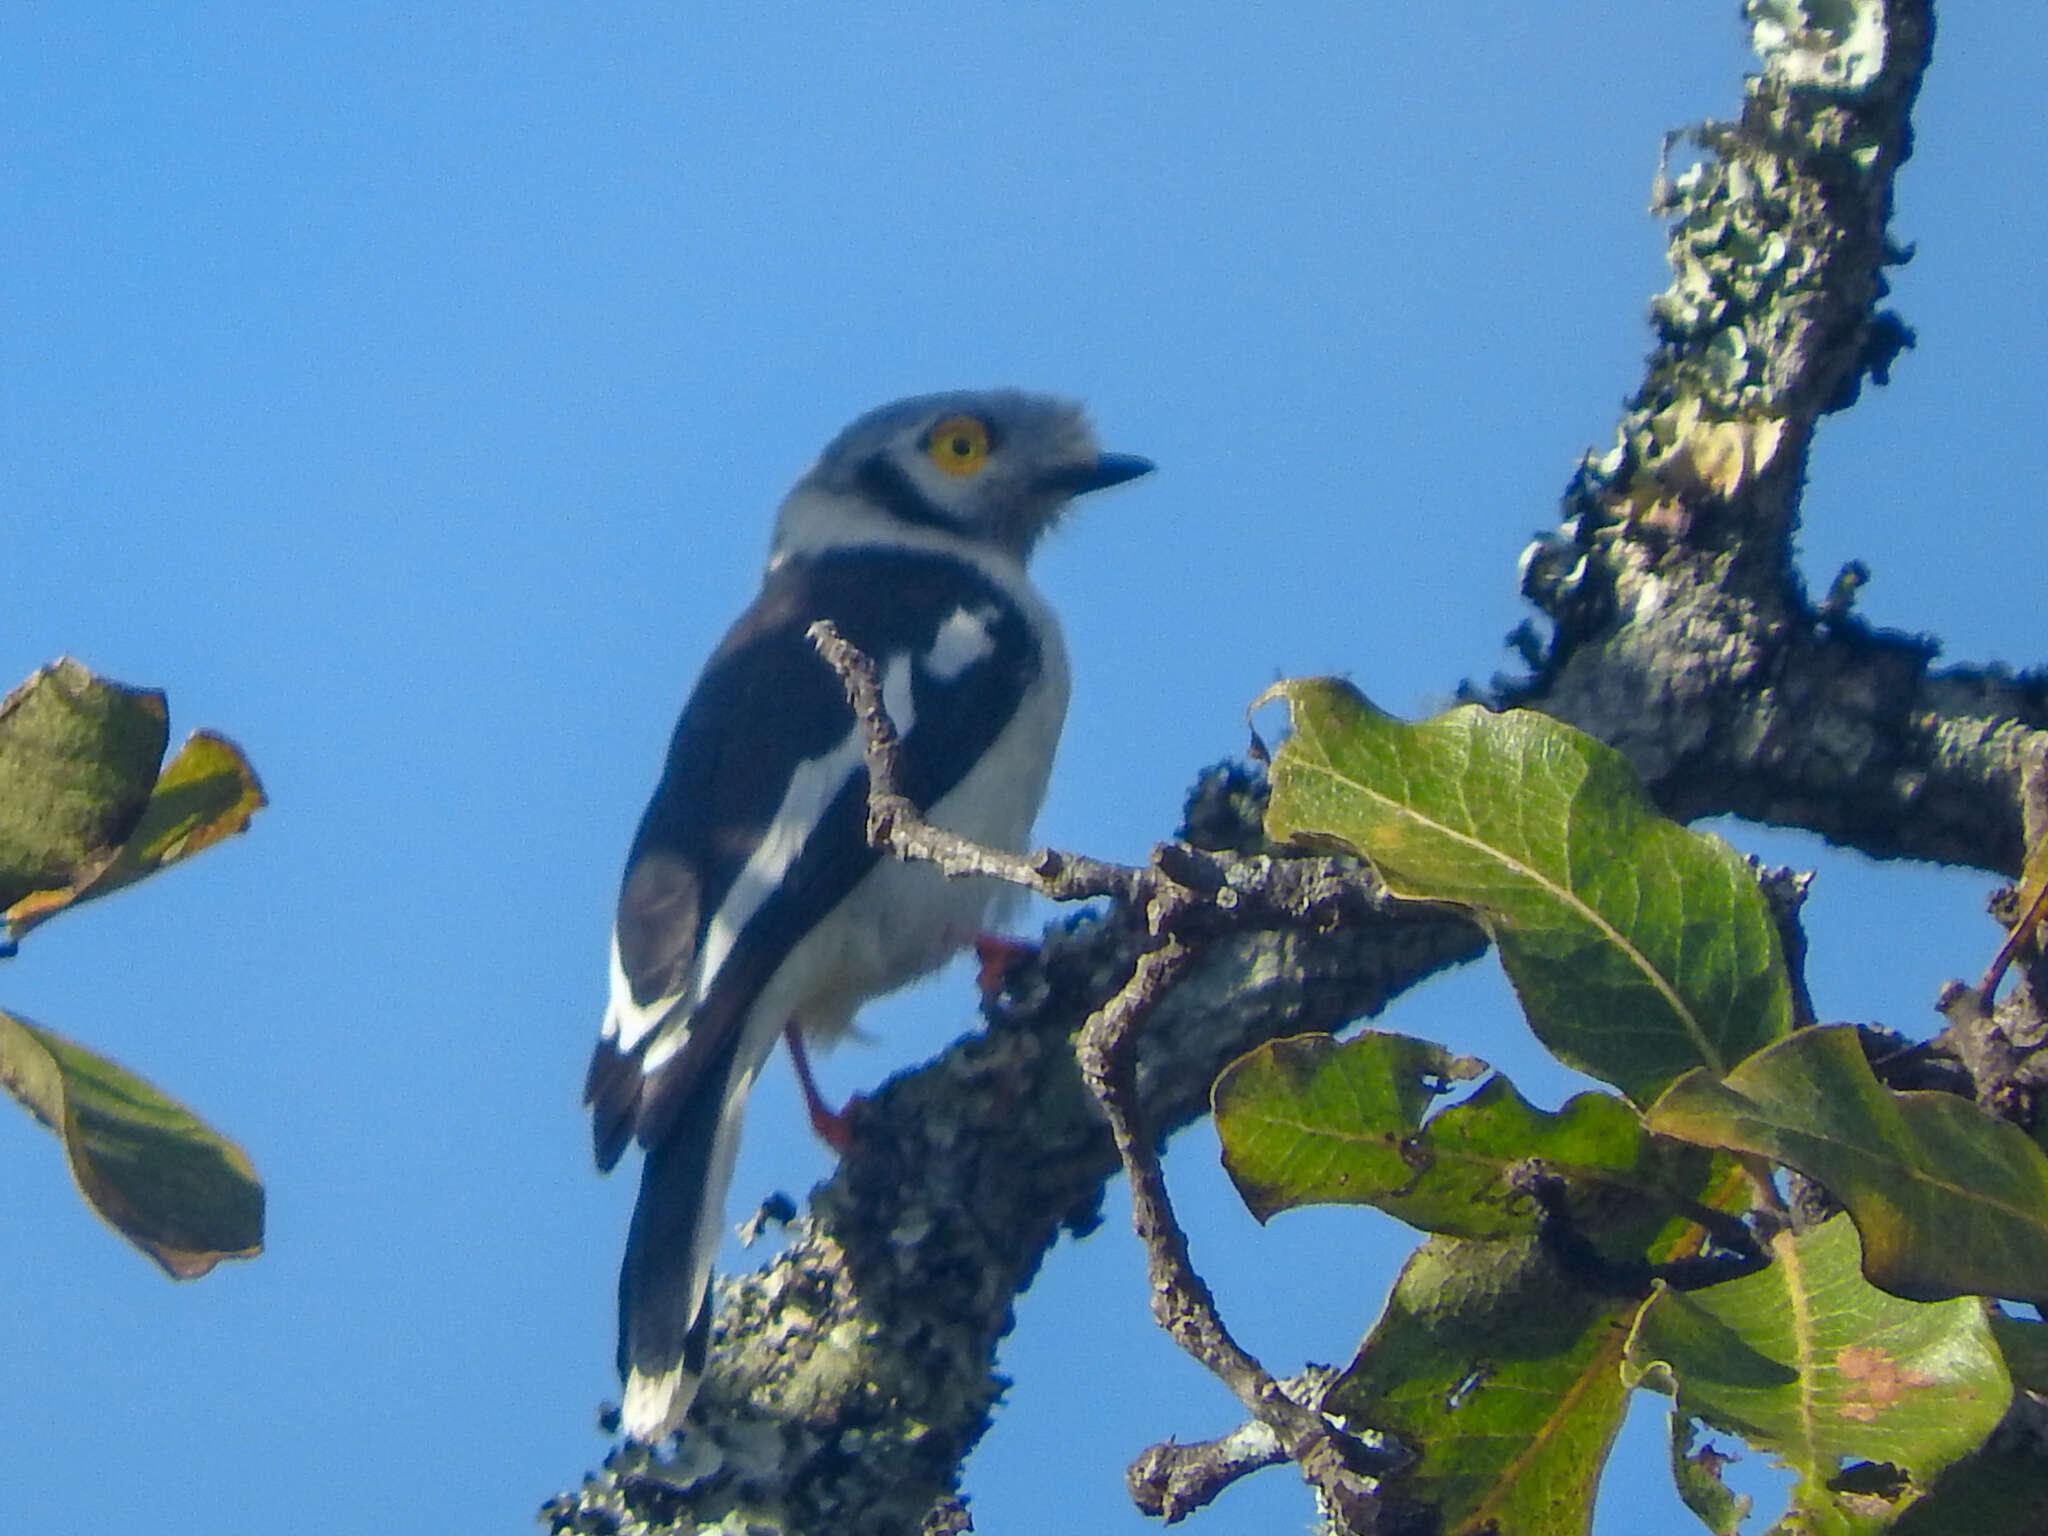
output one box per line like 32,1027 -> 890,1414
767,486 -> 1032,586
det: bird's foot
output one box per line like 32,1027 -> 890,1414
784,1021 -> 860,1153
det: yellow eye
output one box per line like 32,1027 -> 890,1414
926,415 -> 991,476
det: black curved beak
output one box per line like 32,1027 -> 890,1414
1058,452 -> 1156,497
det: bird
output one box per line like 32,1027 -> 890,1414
584,389 -> 1153,1444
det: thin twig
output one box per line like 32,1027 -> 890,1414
807,619 -> 1387,1528
1073,925 -> 1383,1527
1127,1368 -> 1373,1522
1127,1420 -> 1290,1524
808,619 -> 1146,904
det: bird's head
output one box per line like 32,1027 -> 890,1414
774,390 -> 1153,564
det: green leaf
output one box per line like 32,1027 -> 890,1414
1213,1030 -> 1482,1221
0,1006 -> 264,1277
1887,1433 -> 2048,1536
1669,1414 -> 1750,1535
1623,1216 -> 2009,1532
1988,1311 -> 2048,1395
5,729 -> 267,939
1326,1232 -> 1640,1536
0,659 -> 168,913
1326,1154 -> 1744,1535
1259,679 -> 1791,1104
1648,1025 -> 2048,1306
1214,1030 -> 1698,1239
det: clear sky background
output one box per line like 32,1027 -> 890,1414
4,6 -> 2040,1532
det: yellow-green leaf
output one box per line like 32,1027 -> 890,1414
1326,1157 -> 1741,1533
5,729 -> 267,938
1668,1414 -> 1750,1535
1260,679 -> 1792,1104
1648,1026 -> 2048,1306
0,1006 -> 264,1278
1328,1232 -> 1641,1536
1214,1030 -> 1702,1240
0,659 -> 168,914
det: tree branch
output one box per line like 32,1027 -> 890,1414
1125,1368 -> 1380,1523
1506,0 -> 2043,877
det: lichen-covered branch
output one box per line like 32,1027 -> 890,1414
544,767 -> 1485,1534
1508,0 -> 2044,877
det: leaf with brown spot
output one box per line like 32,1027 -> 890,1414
1624,1216 -> 2008,1529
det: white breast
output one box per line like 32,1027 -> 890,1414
752,583 -> 1069,1049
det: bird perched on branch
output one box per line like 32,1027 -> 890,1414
585,390 -> 1152,1443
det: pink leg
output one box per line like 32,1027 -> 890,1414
784,1022 -> 856,1152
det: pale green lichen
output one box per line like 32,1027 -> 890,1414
1642,135 -> 1818,416
1746,0 -> 1887,92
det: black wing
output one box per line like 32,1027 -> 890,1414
585,546 -> 1043,1169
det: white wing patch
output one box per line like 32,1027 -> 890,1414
925,604 -> 999,682
641,651 -> 918,1080
604,932 -> 684,1055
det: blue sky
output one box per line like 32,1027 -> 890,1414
4,6 -> 2039,1531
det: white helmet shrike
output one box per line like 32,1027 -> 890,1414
585,390 -> 1152,1443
